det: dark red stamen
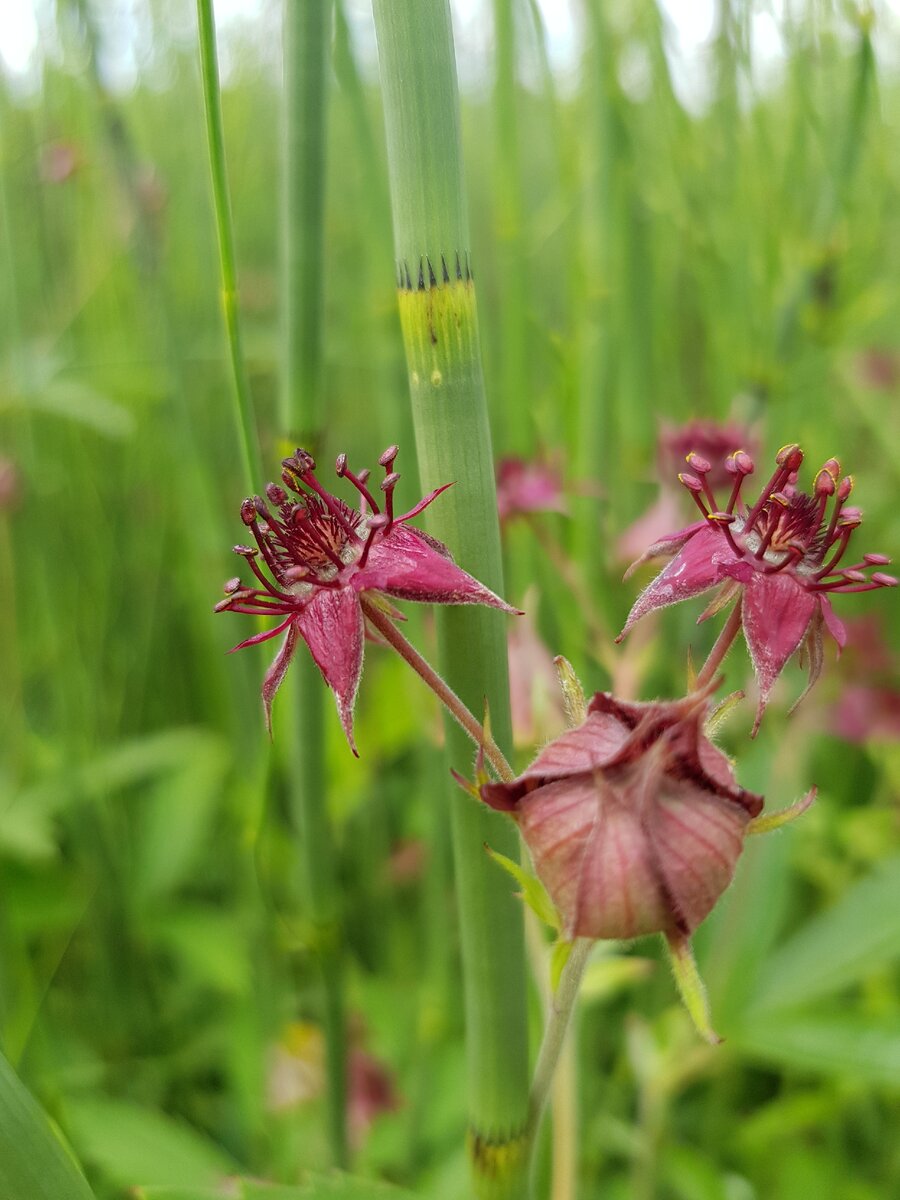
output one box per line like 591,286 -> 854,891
744,445 -> 802,531
336,455 -> 379,513
381,471 -> 400,528
284,459 -> 361,541
679,472 -> 709,519
357,513 -> 389,570
707,511 -> 745,560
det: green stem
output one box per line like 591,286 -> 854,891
526,938 -> 592,1147
279,0 -> 347,1169
196,0 -> 263,491
695,599 -> 743,689
280,0 -> 331,441
371,3 -> 530,1193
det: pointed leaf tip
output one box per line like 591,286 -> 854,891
666,931 -> 722,1045
747,786 -> 816,836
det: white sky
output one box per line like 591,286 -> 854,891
2,0 -> 900,108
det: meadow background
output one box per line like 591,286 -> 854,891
1,1 -> 900,1197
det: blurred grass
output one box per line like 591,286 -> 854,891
2,1 -> 900,1197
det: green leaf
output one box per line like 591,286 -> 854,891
241,1175 -> 419,1198
0,1050 -> 96,1200
65,1096 -> 238,1189
746,855 -> 900,1014
135,1190 -> 229,1200
484,844 -> 560,931
731,1015 -> 900,1086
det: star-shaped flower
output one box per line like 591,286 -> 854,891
618,444 -> 897,731
217,446 -> 517,752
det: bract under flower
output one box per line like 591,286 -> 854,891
618,445 -> 897,731
481,686 -> 763,941
217,446 -> 517,752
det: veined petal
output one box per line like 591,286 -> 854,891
622,519 -> 708,581
354,524 -> 518,612
618,525 -> 731,640
262,621 -> 299,737
296,586 -> 365,755
741,572 -> 817,734
650,782 -> 750,933
480,707 -> 634,810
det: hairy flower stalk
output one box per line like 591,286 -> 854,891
619,445 -> 897,731
371,2 -> 531,1193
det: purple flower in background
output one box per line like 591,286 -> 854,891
618,417 -> 761,563
618,444 -> 897,731
496,454 -> 568,523
217,446 -> 517,752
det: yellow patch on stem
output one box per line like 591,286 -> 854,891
397,272 -> 479,384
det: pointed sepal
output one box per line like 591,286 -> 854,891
553,655 -> 587,728
484,844 -> 561,933
665,931 -> 722,1046
747,786 -> 816,836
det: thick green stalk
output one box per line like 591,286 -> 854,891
196,0 -> 263,490
491,0 -> 528,451
280,0 -> 347,1169
371,3 -> 530,1195
280,0 -> 330,442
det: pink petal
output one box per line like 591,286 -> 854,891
480,707 -> 634,811
650,782 -> 750,933
567,776 -> 671,940
394,482 -> 455,524
516,774 -> 670,941
618,525 -> 732,640
296,586 -> 365,755
622,519 -> 708,581
354,524 -> 518,612
820,595 -> 847,651
741,573 -> 817,733
262,621 -> 299,737
229,613 -> 295,652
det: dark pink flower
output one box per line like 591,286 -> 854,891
217,447 -> 516,752
658,419 -> 761,490
831,685 -> 900,743
481,687 -> 764,940
496,455 -> 567,523
618,445 -> 897,731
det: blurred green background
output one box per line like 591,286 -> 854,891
1,1 -> 899,1197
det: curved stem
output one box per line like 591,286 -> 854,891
695,598 -> 743,689
527,937 -> 593,1144
361,597 -> 515,783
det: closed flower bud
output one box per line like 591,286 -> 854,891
481,687 -> 763,941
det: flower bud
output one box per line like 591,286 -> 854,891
481,688 -> 763,940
